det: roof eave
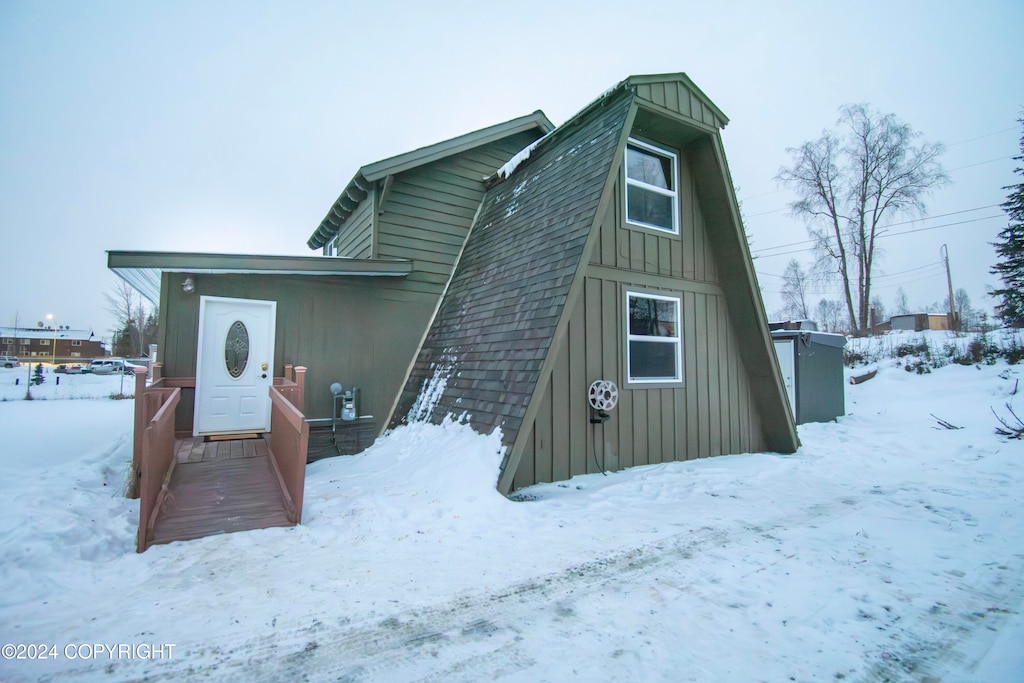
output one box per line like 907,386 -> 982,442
107,250 -> 414,306
306,111 -> 554,250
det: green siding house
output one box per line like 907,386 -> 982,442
109,73 -> 798,494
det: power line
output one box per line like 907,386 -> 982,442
737,124 -> 1018,205
751,205 -> 1003,258
947,126 -> 1019,148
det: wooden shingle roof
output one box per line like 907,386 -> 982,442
391,89 -> 634,454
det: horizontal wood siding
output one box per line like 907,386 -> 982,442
331,191 -> 373,259
376,131 -> 539,297
513,270 -> 768,491
592,152 -> 717,284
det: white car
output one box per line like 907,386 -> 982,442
87,358 -> 144,374
0,355 -> 20,368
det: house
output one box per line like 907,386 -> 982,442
890,313 -> 956,332
109,73 -> 798,495
0,326 -> 106,361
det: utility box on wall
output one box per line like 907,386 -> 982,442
771,330 -> 846,425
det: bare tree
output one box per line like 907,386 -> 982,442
779,259 -> 812,319
815,299 -> 846,334
105,281 -> 149,357
894,287 -> 910,316
777,104 -> 948,333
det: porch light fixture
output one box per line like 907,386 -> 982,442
181,277 -> 196,294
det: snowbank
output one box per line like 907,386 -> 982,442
0,362 -> 1022,681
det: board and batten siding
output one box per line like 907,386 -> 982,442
631,80 -> 727,130
375,131 -> 540,298
512,274 -> 766,489
512,132 -> 765,489
590,154 -> 717,283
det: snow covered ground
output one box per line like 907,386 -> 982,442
0,355 -> 1022,682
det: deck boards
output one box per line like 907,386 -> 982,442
148,436 -> 294,547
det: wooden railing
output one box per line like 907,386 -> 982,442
268,369 -> 308,523
130,363 -> 308,545
273,364 -> 306,411
136,385 -> 181,553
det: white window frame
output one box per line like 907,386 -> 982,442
625,289 -> 683,385
71,340 -> 82,346
624,137 -> 679,235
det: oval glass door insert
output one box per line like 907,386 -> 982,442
225,320 -> 250,378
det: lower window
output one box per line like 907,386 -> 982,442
627,291 -> 682,383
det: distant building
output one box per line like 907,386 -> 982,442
0,326 -> 106,360
890,313 -> 955,332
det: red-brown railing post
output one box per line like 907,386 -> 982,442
151,362 -> 163,383
128,366 -> 149,499
294,366 -> 306,412
284,364 -> 293,383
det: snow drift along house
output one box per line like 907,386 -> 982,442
109,73 -> 798,495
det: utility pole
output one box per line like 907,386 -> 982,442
940,244 -> 957,331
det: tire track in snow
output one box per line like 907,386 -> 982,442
41,487 -> 1022,682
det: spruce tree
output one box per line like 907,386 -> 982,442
991,117 -> 1024,327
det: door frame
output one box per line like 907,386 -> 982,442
772,338 -> 797,422
194,295 -> 277,437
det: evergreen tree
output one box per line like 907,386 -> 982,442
991,116 -> 1024,327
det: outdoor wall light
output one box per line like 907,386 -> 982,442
181,277 -> 196,294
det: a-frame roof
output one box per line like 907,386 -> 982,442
390,87 -> 635,452
306,111 -> 554,249
392,74 -> 797,492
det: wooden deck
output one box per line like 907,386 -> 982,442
147,436 -> 295,547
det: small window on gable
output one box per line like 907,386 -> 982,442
625,138 -> 678,234
626,291 -> 683,384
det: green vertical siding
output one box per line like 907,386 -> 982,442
592,155 -> 718,284
633,81 -> 727,130
513,271 -> 768,490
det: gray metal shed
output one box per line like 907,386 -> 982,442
771,330 -> 846,424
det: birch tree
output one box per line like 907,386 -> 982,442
777,104 -> 948,333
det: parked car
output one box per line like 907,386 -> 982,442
55,364 -> 85,374
87,358 -> 144,374
0,355 -> 20,368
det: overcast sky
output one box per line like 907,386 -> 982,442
1,0 -> 1021,340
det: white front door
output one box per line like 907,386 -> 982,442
194,296 -> 277,436
773,339 -> 797,420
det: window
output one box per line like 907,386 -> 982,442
625,138 -> 678,234
626,291 -> 682,383
71,340 -> 82,346
40,339 -> 50,346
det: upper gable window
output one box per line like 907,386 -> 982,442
625,138 -> 678,234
